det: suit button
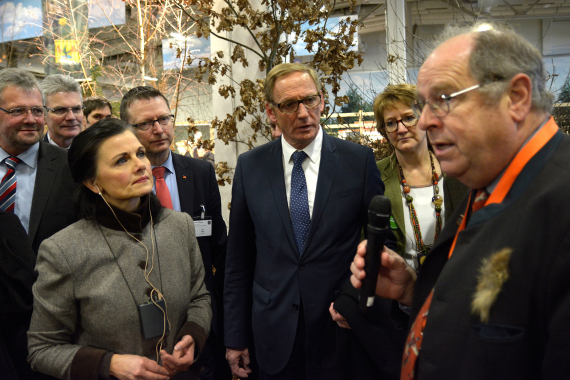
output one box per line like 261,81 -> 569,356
292,304 -> 299,310
299,264 -> 305,270
139,261 -> 147,269
145,288 -> 153,297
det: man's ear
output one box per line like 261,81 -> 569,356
84,179 -> 100,195
319,92 -> 325,114
266,102 -> 278,124
507,73 -> 532,123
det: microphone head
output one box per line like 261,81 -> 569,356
368,195 -> 391,228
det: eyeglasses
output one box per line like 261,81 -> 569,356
132,115 -> 175,131
271,94 -> 321,114
413,84 -> 480,118
0,106 -> 45,117
384,115 -> 418,133
45,106 -> 85,116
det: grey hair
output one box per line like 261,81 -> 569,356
0,68 -> 43,104
430,21 -> 553,113
41,74 -> 82,102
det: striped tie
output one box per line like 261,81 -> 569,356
0,156 -> 21,213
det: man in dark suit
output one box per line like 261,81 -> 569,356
0,212 -> 38,380
351,23 -> 570,379
41,74 -> 83,149
120,86 -> 229,380
0,69 -> 76,254
224,63 -> 385,380
0,68 -> 75,378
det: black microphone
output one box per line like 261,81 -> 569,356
359,195 -> 391,313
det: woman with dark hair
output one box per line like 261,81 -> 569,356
28,119 -> 211,380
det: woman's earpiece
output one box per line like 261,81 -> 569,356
96,185 -> 102,195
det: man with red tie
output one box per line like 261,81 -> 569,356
351,22 -> 570,379
120,86 -> 229,380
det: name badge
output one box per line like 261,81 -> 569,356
194,217 -> 212,237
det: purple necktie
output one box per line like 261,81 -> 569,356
290,151 -> 310,254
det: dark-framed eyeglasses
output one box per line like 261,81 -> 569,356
384,115 -> 419,133
45,106 -> 85,116
132,115 -> 175,131
271,94 -> 321,114
0,106 -> 45,118
412,84 -> 480,118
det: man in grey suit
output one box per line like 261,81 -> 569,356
0,69 -> 75,378
120,86 -> 229,380
224,63 -> 385,380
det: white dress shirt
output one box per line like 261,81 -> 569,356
45,132 -> 70,150
281,127 -> 323,217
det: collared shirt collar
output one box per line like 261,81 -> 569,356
0,142 -> 39,169
281,126 -> 323,163
45,132 -> 69,149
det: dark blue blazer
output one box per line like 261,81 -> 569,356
172,152 -> 227,338
224,131 -> 385,375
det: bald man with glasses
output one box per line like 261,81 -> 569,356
351,22 -> 570,380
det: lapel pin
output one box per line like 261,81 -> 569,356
183,175 -> 186,179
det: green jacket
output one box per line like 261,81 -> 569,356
377,156 -> 469,257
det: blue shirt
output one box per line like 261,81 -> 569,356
0,143 -> 39,233
151,150 -> 181,212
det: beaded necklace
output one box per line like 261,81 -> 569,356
398,152 -> 442,261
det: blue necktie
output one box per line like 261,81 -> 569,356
0,156 -> 21,213
291,151 -> 311,254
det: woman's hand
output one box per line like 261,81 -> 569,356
350,240 -> 417,306
109,354 -> 171,380
160,335 -> 195,376
329,303 -> 351,329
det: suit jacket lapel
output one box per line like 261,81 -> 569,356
29,143 -> 59,243
268,141 -> 298,254
305,132 -> 339,251
172,153 -> 194,214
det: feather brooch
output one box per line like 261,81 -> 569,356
471,247 -> 513,323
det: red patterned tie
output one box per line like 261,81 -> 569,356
0,156 -> 21,213
401,290 -> 434,379
471,189 -> 490,214
152,166 -> 173,209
